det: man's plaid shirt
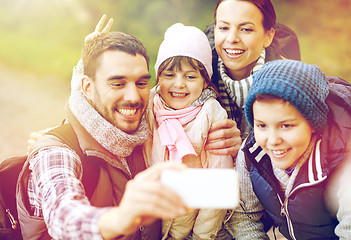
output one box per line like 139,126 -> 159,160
27,146 -> 107,239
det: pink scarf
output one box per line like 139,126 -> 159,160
154,94 -> 202,163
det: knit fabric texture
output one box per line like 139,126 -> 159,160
154,23 -> 212,78
68,90 -> 149,169
245,59 -> 329,132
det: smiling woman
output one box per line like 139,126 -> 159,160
214,0 -> 275,81
206,0 -> 284,142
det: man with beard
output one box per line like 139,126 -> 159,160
16,22 -> 241,239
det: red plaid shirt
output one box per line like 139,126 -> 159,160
27,146 -> 108,239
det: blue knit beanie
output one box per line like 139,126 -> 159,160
245,60 -> 330,132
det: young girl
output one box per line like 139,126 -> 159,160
230,59 -> 351,239
145,23 -> 234,240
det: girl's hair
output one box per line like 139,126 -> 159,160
214,0 -> 279,51
157,56 -> 218,95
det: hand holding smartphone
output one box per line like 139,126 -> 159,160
160,168 -> 239,209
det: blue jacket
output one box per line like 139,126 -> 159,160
242,77 -> 351,240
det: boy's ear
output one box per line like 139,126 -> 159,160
81,76 -> 93,100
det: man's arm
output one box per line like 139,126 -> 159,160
30,147 -> 187,239
205,119 -> 242,158
29,147 -> 107,239
98,162 -> 188,239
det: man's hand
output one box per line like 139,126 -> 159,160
98,162 -> 188,239
84,14 -> 113,43
205,119 -> 241,157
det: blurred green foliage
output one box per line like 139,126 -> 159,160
272,0 -> 351,82
0,0 -> 350,85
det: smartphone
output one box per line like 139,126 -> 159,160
160,168 -> 239,209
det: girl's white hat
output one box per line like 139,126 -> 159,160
155,23 -> 213,78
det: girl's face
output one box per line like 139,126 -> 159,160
253,99 -> 315,171
158,59 -> 206,110
214,0 -> 274,80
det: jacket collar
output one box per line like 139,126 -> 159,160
243,132 -> 327,186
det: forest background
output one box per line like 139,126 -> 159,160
1,0 -> 351,160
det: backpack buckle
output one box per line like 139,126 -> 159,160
6,209 -> 18,230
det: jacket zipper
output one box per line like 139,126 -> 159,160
277,194 -> 296,240
277,177 -> 327,240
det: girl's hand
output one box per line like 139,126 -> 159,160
84,14 -> 114,43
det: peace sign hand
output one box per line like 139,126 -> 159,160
84,14 -> 114,43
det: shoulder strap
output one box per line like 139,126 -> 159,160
274,23 -> 301,61
46,123 -> 83,159
327,76 -> 351,112
46,123 -> 100,199
0,155 -> 27,238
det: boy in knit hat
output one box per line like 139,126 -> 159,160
228,59 -> 351,239
145,23 -> 234,240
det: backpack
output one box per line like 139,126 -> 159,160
0,123 -> 100,240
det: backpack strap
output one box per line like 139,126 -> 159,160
46,123 -> 100,199
0,156 -> 27,238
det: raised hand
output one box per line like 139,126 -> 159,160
84,14 -> 114,43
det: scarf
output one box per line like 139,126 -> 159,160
153,94 -> 202,163
68,90 -> 149,168
272,135 -> 318,197
219,48 -> 266,109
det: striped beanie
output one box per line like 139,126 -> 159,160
245,59 -> 330,132
155,23 -> 213,78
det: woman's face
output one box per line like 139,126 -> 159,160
214,0 -> 274,80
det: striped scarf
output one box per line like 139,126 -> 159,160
219,49 -> 266,108
217,49 -> 266,124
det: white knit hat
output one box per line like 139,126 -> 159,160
154,23 -> 213,78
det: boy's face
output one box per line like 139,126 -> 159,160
84,50 -> 151,134
252,98 -> 315,171
158,59 -> 205,109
